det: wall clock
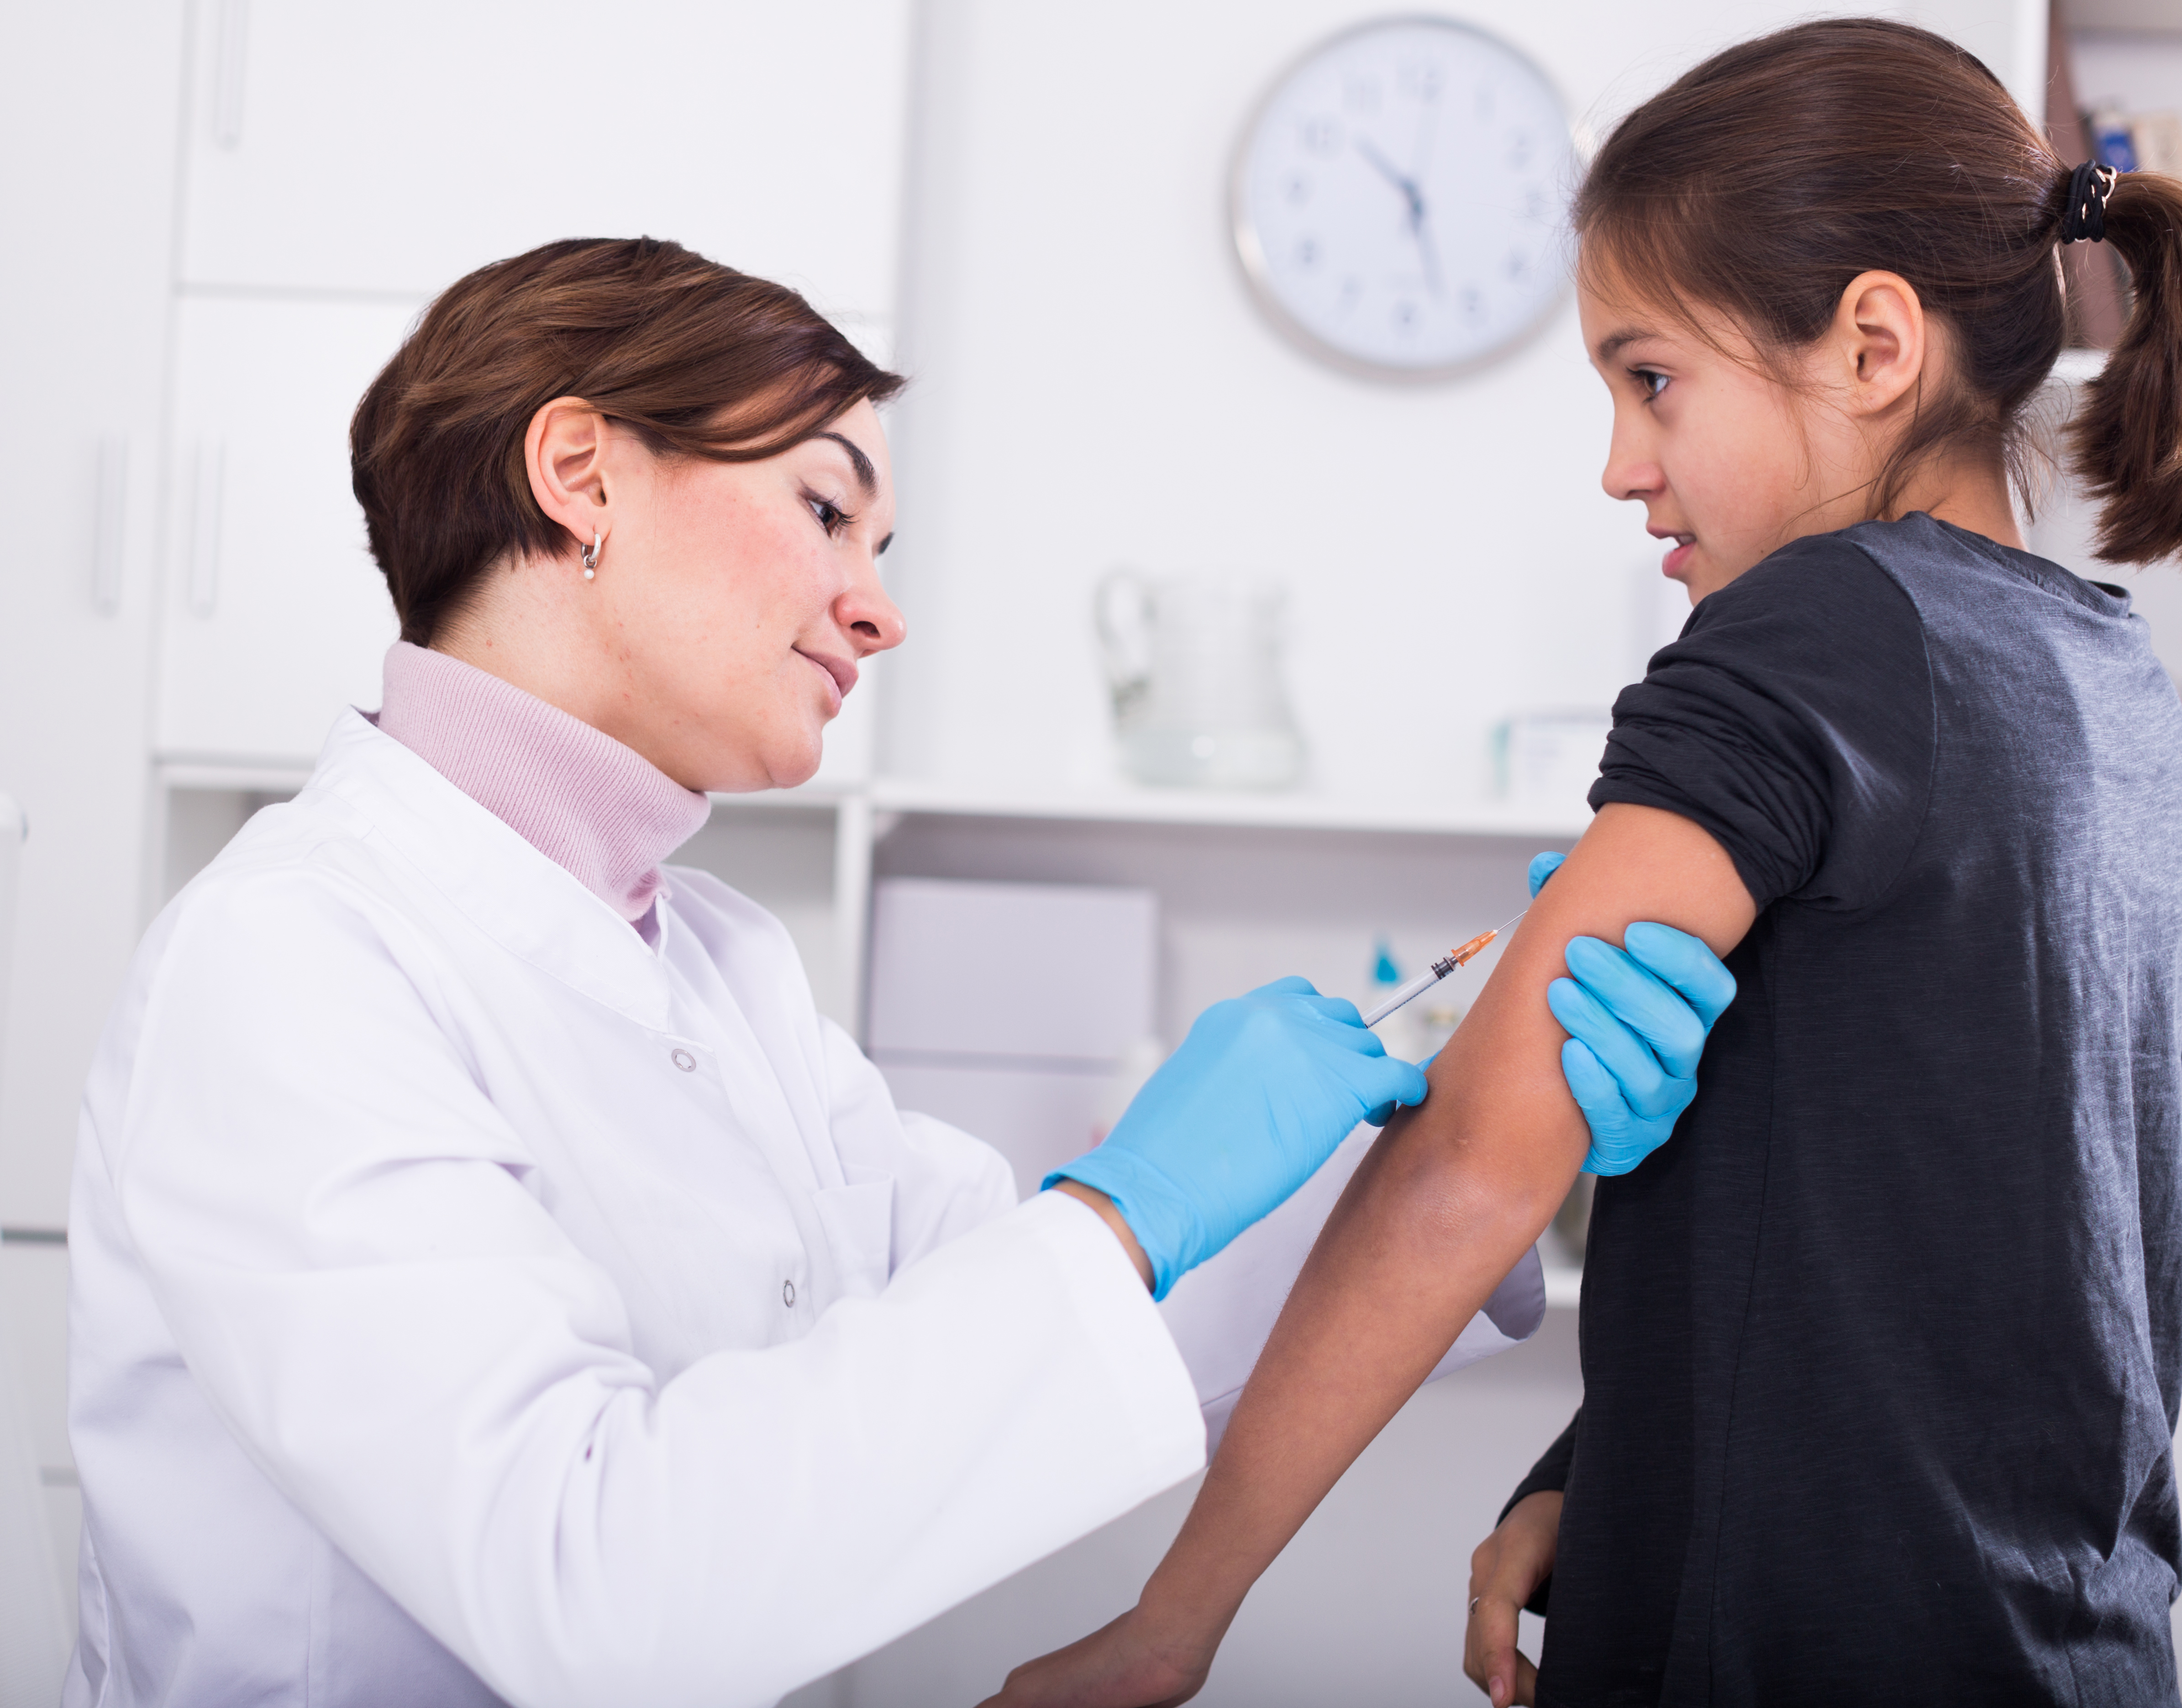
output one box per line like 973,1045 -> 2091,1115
1231,16 -> 1577,380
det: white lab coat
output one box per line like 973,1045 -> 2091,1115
63,710 -> 1541,1708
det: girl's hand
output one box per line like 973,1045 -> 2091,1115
976,1607 -> 1214,1708
1463,1490 -> 1562,1708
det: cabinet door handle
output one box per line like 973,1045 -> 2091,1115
93,435 -> 127,616
187,440 -> 225,618
213,0 -> 249,148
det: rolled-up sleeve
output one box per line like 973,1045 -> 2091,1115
1592,536 -> 1935,915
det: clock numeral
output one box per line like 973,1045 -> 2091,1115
1295,237 -> 1320,270
1303,116 -> 1341,156
1343,75 -> 1381,113
1523,186 -> 1549,221
1399,59 -> 1443,103
1462,285 -> 1484,321
1507,130 -> 1535,170
1475,83 -> 1496,121
1392,300 -> 1419,334
1337,276 -> 1362,315
1505,250 -> 1530,282
1286,173 -> 1311,206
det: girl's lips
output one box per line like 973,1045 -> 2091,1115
795,648 -> 857,713
1655,534 -> 1696,578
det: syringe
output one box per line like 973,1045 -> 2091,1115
1359,911 -> 1527,1029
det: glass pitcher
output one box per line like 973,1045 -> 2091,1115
1095,570 -> 1306,790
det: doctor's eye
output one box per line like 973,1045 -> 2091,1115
804,491 -> 856,537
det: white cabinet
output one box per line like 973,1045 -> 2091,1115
0,2 -> 185,1227
157,296 -> 413,762
153,0 -> 919,766
179,0 -> 911,323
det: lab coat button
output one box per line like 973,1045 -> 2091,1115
670,1048 -> 696,1072
783,1280 -> 796,1308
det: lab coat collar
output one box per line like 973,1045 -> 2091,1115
303,709 -> 686,1031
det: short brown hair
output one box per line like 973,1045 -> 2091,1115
352,236 -> 906,644
1577,18 -> 2182,563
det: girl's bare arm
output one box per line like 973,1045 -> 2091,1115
983,801 -> 1757,1708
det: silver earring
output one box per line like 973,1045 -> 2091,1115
581,529 -> 600,581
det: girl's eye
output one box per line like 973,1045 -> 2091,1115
806,493 -> 855,537
1633,367 -> 1669,401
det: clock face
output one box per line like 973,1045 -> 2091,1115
1232,17 -> 1577,378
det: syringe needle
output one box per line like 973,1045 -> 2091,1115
1359,909 -> 1528,1029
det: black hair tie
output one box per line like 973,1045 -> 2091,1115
2060,160 -> 2119,244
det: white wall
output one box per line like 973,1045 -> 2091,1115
878,0 -> 2052,816
2073,26 -> 2182,110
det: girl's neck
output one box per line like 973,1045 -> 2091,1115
1882,452 -> 2022,551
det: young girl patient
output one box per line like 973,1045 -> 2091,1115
988,20 -> 2182,1708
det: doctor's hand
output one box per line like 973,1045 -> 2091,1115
1528,851 -> 1737,1177
1464,1490 -> 1561,1708
1046,977 -> 1427,1300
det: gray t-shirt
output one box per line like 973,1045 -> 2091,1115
1517,515 -> 2182,1707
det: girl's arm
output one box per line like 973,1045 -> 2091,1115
982,802 -> 1757,1708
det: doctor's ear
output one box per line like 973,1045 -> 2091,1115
523,397 -> 615,560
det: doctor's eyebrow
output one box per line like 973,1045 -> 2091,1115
812,431 -> 879,497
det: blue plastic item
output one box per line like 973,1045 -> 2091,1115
2093,113 -> 2140,174
1045,977 -> 1428,1298
1528,850 -> 1737,1174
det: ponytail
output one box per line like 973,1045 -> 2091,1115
2065,169 -> 2182,565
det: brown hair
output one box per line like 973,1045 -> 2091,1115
1575,17 -> 2182,564
352,236 -> 906,644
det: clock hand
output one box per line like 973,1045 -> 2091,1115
1358,137 -> 1443,298
1355,137 -> 1426,227
1414,207 -> 1446,299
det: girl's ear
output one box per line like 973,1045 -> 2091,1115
1831,270 -> 1927,418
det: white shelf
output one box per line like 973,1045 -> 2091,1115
1542,1263 -> 1583,1310
2049,347 -> 2109,386
159,763 -> 1593,842
156,757 -> 316,794
868,776 -> 1591,841
160,758 -> 857,815
704,784 -> 858,814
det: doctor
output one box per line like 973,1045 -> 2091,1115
63,237 -> 1729,1708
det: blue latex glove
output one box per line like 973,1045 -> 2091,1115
1527,850 -> 1737,1175
1046,977 -> 1428,1299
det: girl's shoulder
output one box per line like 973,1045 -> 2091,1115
1840,514 -> 2126,625
1689,524 -> 1925,656
1704,513 -> 2131,656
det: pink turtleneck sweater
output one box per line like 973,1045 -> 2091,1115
374,642 -> 710,933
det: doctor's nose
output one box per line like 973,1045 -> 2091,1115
839,571 -> 907,657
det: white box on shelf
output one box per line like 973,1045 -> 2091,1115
867,878 -> 1157,1193
871,1060 -> 1111,1198
1491,709 -> 1614,815
867,878 -> 1156,1061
